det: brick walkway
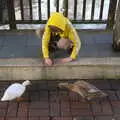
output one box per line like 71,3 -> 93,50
0,80 -> 120,120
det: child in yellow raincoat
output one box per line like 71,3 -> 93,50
36,12 -> 81,66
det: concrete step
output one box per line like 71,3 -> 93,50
0,57 -> 119,80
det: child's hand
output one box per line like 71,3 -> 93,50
44,58 -> 53,66
58,57 -> 73,63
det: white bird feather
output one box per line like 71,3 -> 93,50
1,80 -> 30,101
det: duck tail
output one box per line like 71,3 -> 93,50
1,93 -> 8,101
1,96 -> 6,101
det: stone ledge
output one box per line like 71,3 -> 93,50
0,57 -> 119,80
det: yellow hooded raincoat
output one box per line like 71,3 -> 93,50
42,12 -> 81,59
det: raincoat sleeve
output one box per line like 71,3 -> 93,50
42,26 -> 50,58
68,21 -> 81,59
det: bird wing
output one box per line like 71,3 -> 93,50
4,84 -> 25,99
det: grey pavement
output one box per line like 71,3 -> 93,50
0,30 -> 119,58
0,30 -> 120,80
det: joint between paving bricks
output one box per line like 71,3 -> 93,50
4,102 -> 9,120
57,86 -> 61,117
88,101 -> 96,120
48,89 -> 51,118
108,97 -> 115,119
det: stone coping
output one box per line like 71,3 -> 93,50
0,57 -> 119,66
0,57 -> 119,80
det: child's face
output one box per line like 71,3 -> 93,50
48,25 -> 63,33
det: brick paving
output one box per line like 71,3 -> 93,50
0,80 -> 120,120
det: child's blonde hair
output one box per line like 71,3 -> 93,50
57,38 -> 70,49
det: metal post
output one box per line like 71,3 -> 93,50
7,0 -> 16,29
113,0 -> 120,50
63,0 -> 68,17
107,0 -> 117,29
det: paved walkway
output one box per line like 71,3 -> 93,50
0,80 -> 120,120
0,30 -> 120,119
0,30 -> 119,58
0,30 -> 119,80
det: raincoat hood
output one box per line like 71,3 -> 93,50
47,12 -> 66,31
